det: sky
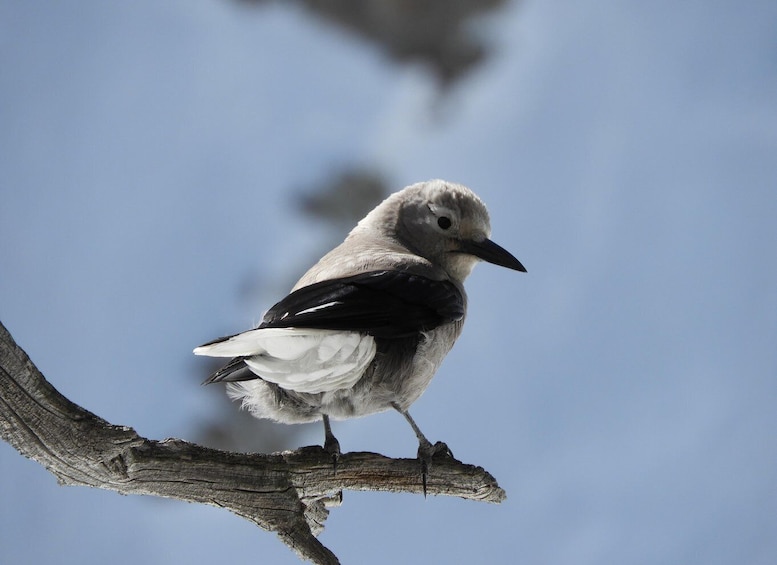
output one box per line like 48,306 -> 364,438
1,1 -> 776,564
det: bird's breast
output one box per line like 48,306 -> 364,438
393,322 -> 462,408
320,321 -> 462,418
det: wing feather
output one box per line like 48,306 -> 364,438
195,270 -> 464,388
261,270 -> 464,338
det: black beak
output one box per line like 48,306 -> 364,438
461,238 -> 526,272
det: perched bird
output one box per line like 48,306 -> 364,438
194,179 -> 525,489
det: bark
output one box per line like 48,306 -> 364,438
0,320 -> 505,564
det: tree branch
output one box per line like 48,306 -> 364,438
0,320 -> 505,564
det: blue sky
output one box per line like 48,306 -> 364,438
2,1 -> 776,564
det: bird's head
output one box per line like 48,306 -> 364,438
376,180 -> 526,282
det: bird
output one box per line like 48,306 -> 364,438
194,179 -> 525,491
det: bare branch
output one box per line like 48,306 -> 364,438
0,320 -> 505,564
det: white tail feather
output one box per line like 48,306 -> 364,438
196,327 -> 376,394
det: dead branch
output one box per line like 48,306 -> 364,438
0,320 -> 505,564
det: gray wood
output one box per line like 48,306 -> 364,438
0,320 -> 505,564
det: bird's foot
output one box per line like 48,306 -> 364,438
417,439 -> 454,497
323,433 -> 341,474
321,414 -> 341,474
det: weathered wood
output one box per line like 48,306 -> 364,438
0,320 -> 505,564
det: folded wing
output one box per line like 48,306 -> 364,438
194,270 -> 464,392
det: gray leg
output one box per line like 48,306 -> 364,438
391,403 -> 453,496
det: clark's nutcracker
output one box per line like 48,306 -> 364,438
195,179 -> 525,487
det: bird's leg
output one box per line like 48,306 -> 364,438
391,403 -> 453,496
322,414 -> 340,473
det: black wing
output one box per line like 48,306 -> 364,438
260,270 -> 464,338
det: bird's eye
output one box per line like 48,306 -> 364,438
437,216 -> 452,230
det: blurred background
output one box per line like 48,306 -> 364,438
1,1 -> 776,563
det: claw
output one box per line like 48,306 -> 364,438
391,403 -> 455,496
324,435 -> 340,474
417,439 -> 453,496
418,443 -> 431,497
322,414 -> 340,474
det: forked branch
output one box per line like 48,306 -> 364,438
0,321 -> 505,564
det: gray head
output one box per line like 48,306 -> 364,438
357,179 -> 525,282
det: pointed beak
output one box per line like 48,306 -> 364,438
461,238 -> 527,272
